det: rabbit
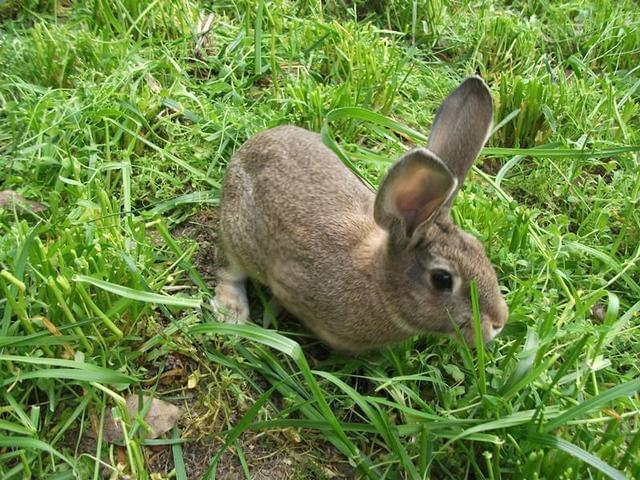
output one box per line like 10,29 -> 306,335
213,76 -> 508,354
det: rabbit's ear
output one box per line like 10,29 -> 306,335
428,76 -> 493,201
374,148 -> 456,247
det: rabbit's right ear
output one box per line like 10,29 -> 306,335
428,76 -> 493,203
374,148 -> 456,249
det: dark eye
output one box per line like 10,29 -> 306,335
430,269 -> 453,291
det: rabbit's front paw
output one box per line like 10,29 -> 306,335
212,280 -> 249,324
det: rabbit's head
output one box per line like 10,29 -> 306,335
373,76 -> 508,344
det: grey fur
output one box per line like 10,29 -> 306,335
215,76 -> 508,353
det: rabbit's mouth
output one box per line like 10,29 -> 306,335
449,315 -> 472,341
454,296 -> 508,344
457,317 -> 502,345
488,324 -> 504,339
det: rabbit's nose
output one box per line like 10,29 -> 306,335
485,298 -> 508,340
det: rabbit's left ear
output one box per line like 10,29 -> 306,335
427,76 -> 493,204
374,148 -> 456,248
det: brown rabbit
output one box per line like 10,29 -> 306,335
214,76 -> 508,353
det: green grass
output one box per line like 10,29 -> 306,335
1,0 -> 639,478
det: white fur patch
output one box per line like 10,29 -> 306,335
488,325 -> 503,340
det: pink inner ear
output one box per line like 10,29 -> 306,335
396,191 -> 442,235
392,165 -> 451,235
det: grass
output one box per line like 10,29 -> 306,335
0,0 -> 639,478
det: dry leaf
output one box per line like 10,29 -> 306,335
602,408 -> 622,420
0,190 -> 46,213
102,394 -> 183,443
144,73 -> 162,94
159,367 -> 185,385
35,316 -> 75,358
187,371 -> 200,389
195,13 -> 214,60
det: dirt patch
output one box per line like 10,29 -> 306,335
142,346 -> 352,479
173,207 -> 222,283
478,156 -> 504,176
148,429 -> 352,479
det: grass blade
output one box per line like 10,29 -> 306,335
0,436 -> 72,467
470,281 -> 486,397
147,190 -> 219,215
0,355 -> 137,384
74,275 -> 202,308
254,0 -> 263,75
543,378 -> 640,433
172,429 -> 187,480
527,433 -> 626,480
323,106 -> 640,158
0,419 -> 32,435
499,327 -> 539,395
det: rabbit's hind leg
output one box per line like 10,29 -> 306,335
213,256 -> 249,324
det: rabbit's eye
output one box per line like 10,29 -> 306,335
430,269 -> 453,291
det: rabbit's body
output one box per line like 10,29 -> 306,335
220,126 -> 417,351
215,77 -> 508,353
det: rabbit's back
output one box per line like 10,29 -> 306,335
220,125 -> 374,286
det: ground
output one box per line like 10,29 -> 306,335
0,1 -> 639,479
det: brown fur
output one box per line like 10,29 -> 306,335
215,77 -> 508,353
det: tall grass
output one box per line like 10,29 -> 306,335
1,0 -> 639,478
